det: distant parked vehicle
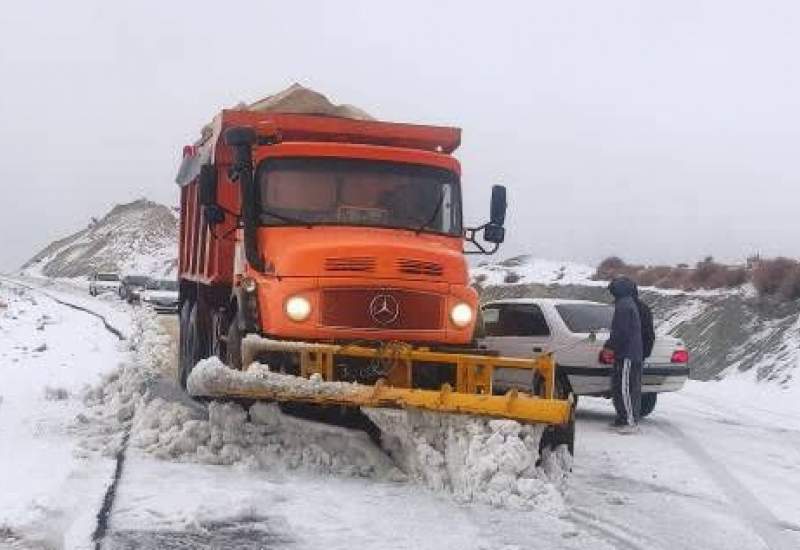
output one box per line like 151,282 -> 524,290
480,298 -> 690,418
140,279 -> 179,313
119,275 -> 151,303
89,272 -> 121,296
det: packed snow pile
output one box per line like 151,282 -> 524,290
188,357 -> 364,401
76,308 -> 171,458
366,408 -> 570,510
186,358 -> 570,510
22,198 -> 178,279
131,398 -> 402,480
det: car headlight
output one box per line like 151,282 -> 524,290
285,295 -> 312,322
450,302 -> 473,328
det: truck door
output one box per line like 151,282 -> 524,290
481,303 -> 553,392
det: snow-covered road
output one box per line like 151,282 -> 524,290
1,277 -> 799,550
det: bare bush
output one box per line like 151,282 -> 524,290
752,257 -> 798,296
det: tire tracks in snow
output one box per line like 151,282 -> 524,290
0,276 -> 131,550
655,420 -> 796,550
0,277 -> 125,340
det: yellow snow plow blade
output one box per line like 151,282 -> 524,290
197,336 -> 571,425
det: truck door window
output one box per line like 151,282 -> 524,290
484,304 -> 551,337
257,158 -> 462,236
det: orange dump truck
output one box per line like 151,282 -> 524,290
175,105 -> 573,441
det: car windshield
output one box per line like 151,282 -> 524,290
555,303 -> 613,333
126,276 -> 150,285
97,273 -> 119,282
146,279 -> 178,291
257,158 -> 462,235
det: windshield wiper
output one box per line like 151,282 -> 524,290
415,189 -> 446,235
261,210 -> 314,228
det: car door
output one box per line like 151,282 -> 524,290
481,303 -> 553,391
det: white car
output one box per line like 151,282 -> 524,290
89,272 -> 121,296
140,279 -> 179,313
480,298 -> 689,417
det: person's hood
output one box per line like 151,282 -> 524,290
608,277 -> 636,299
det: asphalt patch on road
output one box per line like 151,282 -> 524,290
103,517 -> 294,550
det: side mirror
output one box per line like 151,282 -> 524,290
490,185 -> 507,226
483,224 -> 505,244
198,164 -> 217,207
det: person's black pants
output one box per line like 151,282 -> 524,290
612,358 -> 642,425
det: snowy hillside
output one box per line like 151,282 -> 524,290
22,199 -> 178,278
476,256 -> 800,387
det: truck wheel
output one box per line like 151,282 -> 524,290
640,393 -> 657,418
539,373 -> 576,455
178,300 -> 192,387
226,321 -> 243,370
179,301 -> 209,389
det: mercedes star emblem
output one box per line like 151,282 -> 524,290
369,293 -> 400,325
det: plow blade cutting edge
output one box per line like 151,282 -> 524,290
189,335 -> 573,425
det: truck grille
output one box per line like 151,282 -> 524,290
396,258 -> 444,277
321,288 -> 443,330
324,256 -> 376,273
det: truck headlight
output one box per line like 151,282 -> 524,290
285,295 -> 312,322
450,302 -> 473,328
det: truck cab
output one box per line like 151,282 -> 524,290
176,111 -> 507,387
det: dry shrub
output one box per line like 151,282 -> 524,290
594,256 -> 641,280
752,257 -> 797,296
637,266 -> 673,287
724,267 -> 748,288
753,257 -> 800,300
655,268 -> 691,289
595,255 -> 748,291
689,257 -> 744,289
778,268 -> 800,300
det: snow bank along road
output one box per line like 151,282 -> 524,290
1,276 -> 799,550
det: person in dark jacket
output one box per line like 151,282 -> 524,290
633,284 -> 655,360
604,276 -> 644,428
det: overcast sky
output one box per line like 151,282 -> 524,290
1,1 -> 799,271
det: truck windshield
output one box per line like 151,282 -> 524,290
257,158 -> 462,235
555,303 -> 613,333
97,273 -> 119,282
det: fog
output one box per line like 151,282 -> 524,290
1,1 -> 799,271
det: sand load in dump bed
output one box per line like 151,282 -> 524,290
200,84 -> 374,140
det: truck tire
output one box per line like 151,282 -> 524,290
178,300 -> 192,387
539,373 -> 576,455
179,300 -> 209,389
226,320 -> 243,370
640,392 -> 657,418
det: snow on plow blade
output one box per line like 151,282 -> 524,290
188,336 -> 572,425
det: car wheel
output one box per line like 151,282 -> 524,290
640,392 -> 657,418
